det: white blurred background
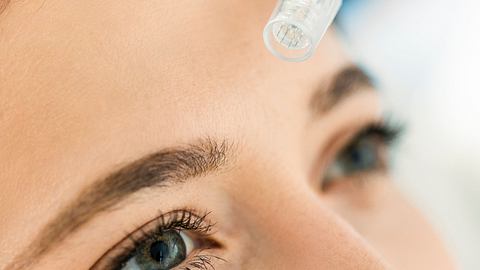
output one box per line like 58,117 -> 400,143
338,0 -> 480,269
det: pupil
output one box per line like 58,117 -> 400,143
351,148 -> 362,163
150,241 -> 170,262
131,230 -> 187,269
349,141 -> 376,170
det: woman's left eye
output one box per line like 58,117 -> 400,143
323,123 -> 401,189
91,210 -> 221,270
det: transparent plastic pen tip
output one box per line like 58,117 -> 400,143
263,0 -> 342,62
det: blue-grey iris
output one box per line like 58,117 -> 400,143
324,136 -> 381,185
121,230 -> 187,270
341,138 -> 378,173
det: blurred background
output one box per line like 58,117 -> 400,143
338,0 -> 480,269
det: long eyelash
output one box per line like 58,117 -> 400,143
360,120 -> 404,145
152,209 -> 215,236
95,209 -> 220,270
181,253 -> 227,270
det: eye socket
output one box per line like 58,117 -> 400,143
91,210 -> 222,270
322,123 -> 401,190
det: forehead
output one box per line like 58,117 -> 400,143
0,0 -> 349,151
0,0 -> 349,264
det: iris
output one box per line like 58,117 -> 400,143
121,230 -> 187,270
340,137 -> 379,174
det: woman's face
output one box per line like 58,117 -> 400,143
0,0 -> 454,269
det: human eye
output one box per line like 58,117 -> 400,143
91,209 -> 223,270
322,121 -> 402,190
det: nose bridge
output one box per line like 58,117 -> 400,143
238,177 -> 388,270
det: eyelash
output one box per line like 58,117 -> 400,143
355,122 -> 402,151
93,209 -> 223,270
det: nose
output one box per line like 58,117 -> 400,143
235,176 -> 390,269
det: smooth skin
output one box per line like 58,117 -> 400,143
0,0 -> 455,269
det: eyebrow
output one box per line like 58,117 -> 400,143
310,65 -> 374,115
7,65 -> 374,270
7,138 -> 232,270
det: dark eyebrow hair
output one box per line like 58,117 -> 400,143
310,65 -> 374,115
6,138 -> 233,270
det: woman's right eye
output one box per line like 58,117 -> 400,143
91,210 -> 222,270
120,230 -> 192,270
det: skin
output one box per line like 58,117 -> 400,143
0,0 -> 455,269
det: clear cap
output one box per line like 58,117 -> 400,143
263,0 -> 342,62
